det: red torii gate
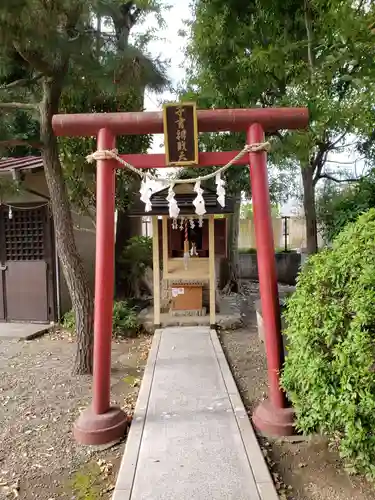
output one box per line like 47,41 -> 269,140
52,107 -> 309,444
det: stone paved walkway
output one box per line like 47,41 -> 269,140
113,326 -> 278,500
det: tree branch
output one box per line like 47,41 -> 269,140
0,102 -> 38,110
273,130 -> 284,140
319,173 -> 366,183
329,132 -> 347,149
304,0 -> 315,84
313,148 -> 329,186
1,73 -> 43,90
0,139 -> 42,149
330,140 -> 358,149
13,43 -> 54,76
357,0 -> 365,13
325,157 -> 366,165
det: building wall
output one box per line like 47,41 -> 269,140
238,252 -> 301,286
59,211 -> 96,314
3,169 -> 96,317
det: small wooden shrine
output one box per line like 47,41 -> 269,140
130,183 -> 234,327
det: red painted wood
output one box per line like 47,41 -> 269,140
92,128 -> 117,415
248,123 -> 285,410
52,107 -> 309,136
118,151 -> 247,169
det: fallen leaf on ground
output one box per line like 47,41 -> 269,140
102,484 -> 115,493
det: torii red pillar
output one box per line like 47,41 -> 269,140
248,124 -> 294,434
52,107 -> 308,444
73,128 -> 129,444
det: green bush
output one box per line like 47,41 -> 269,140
119,236 -> 152,280
111,300 -> 139,336
62,308 -> 76,332
62,300 -> 139,338
238,248 -> 257,254
281,208 -> 375,479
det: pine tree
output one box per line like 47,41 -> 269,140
0,1 -> 167,374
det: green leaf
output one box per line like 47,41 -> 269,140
281,208 -> 375,479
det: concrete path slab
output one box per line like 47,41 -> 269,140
0,322 -> 50,340
113,326 -> 278,500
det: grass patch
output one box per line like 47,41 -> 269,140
69,463 -> 102,500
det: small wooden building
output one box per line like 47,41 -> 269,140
130,183 -> 234,327
0,156 -> 96,323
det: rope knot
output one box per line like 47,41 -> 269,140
86,149 -> 118,163
245,142 -> 271,153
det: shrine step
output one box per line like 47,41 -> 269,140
170,307 -> 207,317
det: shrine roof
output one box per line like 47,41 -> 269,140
129,182 -> 234,216
0,156 -> 43,173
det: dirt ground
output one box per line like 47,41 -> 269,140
3,284 -> 375,500
220,281 -> 375,500
0,329 -> 151,500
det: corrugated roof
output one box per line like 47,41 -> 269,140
0,156 -> 44,172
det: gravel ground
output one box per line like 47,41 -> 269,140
3,281 -> 374,499
0,329 -> 151,499
220,280 -> 375,500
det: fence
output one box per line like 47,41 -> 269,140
142,215 -> 322,252
238,216 -> 323,251
238,252 -> 301,285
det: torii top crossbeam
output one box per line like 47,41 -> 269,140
52,107 -> 308,136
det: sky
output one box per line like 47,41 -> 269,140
136,1 -> 191,154
131,1 -> 366,216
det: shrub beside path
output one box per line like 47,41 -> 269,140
220,280 -> 375,500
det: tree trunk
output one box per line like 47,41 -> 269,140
222,194 -> 241,293
301,164 -> 318,255
40,77 -> 94,375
